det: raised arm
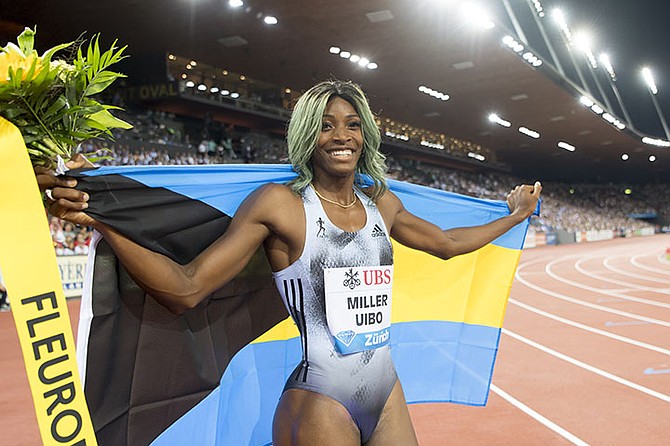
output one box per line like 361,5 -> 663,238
47,182 -> 284,314
385,182 -> 541,259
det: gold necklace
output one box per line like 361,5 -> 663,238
312,185 -> 358,209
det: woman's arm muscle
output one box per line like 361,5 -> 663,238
380,182 -> 541,260
97,183 -> 289,313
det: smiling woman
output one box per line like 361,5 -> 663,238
286,80 -> 388,202
45,78 -> 541,446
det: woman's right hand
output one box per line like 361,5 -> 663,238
46,185 -> 97,227
35,154 -> 98,227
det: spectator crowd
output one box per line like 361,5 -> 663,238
50,106 -> 666,256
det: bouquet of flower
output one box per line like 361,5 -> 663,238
0,27 -> 132,168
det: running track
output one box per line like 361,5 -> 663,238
2,235 -> 669,445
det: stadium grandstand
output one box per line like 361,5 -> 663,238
3,0 -> 668,252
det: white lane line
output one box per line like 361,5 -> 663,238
632,253 -> 670,275
515,263 -> 670,328
490,384 -> 589,446
605,320 -> 652,327
602,255 -> 670,286
502,328 -> 670,404
509,298 -> 670,356
546,258 -> 670,308
596,297 -> 627,303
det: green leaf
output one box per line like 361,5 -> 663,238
87,108 -> 133,130
85,71 -> 123,96
41,42 -> 74,64
17,27 -> 36,55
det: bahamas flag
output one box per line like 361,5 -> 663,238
72,164 -> 534,446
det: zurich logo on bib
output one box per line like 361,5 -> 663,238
324,265 -> 393,355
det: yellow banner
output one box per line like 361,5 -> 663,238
0,118 -> 97,445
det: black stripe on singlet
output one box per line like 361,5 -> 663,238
296,278 -> 309,382
283,280 -> 297,322
284,279 -> 309,382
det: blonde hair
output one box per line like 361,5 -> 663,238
286,79 -> 388,201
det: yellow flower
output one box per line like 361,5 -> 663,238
0,43 -> 42,83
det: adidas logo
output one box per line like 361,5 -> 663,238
371,224 -> 386,238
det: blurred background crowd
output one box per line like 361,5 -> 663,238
50,104 -> 666,256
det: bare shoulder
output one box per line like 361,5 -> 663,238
361,185 -> 404,228
246,183 -> 300,205
244,182 -> 302,222
361,186 -> 402,209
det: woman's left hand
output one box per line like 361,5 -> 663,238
506,181 -> 542,221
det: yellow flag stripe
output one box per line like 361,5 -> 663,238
392,242 -> 520,327
0,118 -> 97,445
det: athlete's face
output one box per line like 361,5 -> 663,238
311,96 -> 363,179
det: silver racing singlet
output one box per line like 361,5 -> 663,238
272,185 -> 397,442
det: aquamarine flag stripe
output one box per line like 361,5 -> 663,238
150,320 -> 500,446
79,164 -> 536,250
78,164 -> 298,218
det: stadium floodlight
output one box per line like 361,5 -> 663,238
552,8 -> 593,96
579,95 -> 595,107
602,113 -> 615,123
329,46 -> 341,54
358,57 -> 370,67
574,32 -> 598,68
461,2 -> 495,30
197,84 -> 207,91
220,89 -> 230,96
599,53 -> 616,80
421,140 -> 445,150
557,141 -> 576,152
230,92 -> 240,99
340,51 -> 351,59
518,126 -> 540,138
385,131 -> 409,141
621,153 -> 629,161
185,81 -> 195,88
649,155 -> 657,162
642,67 -> 658,94
598,53 -> 635,130
349,54 -> 361,63
419,85 -> 450,101
552,9 -> 573,45
574,32 -> 615,111
263,16 -> 278,25
468,152 -> 486,161
229,0 -> 244,7
366,62 -> 378,70
590,104 -> 604,114
488,113 -> 511,127
642,137 -> 670,147
210,86 -> 219,93
642,67 -> 670,141
531,0 -> 545,18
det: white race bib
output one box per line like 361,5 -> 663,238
324,265 -> 393,354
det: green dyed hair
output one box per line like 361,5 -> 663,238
286,79 -> 388,201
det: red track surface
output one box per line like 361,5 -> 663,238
2,235 -> 670,445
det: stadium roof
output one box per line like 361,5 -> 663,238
3,0 -> 668,182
